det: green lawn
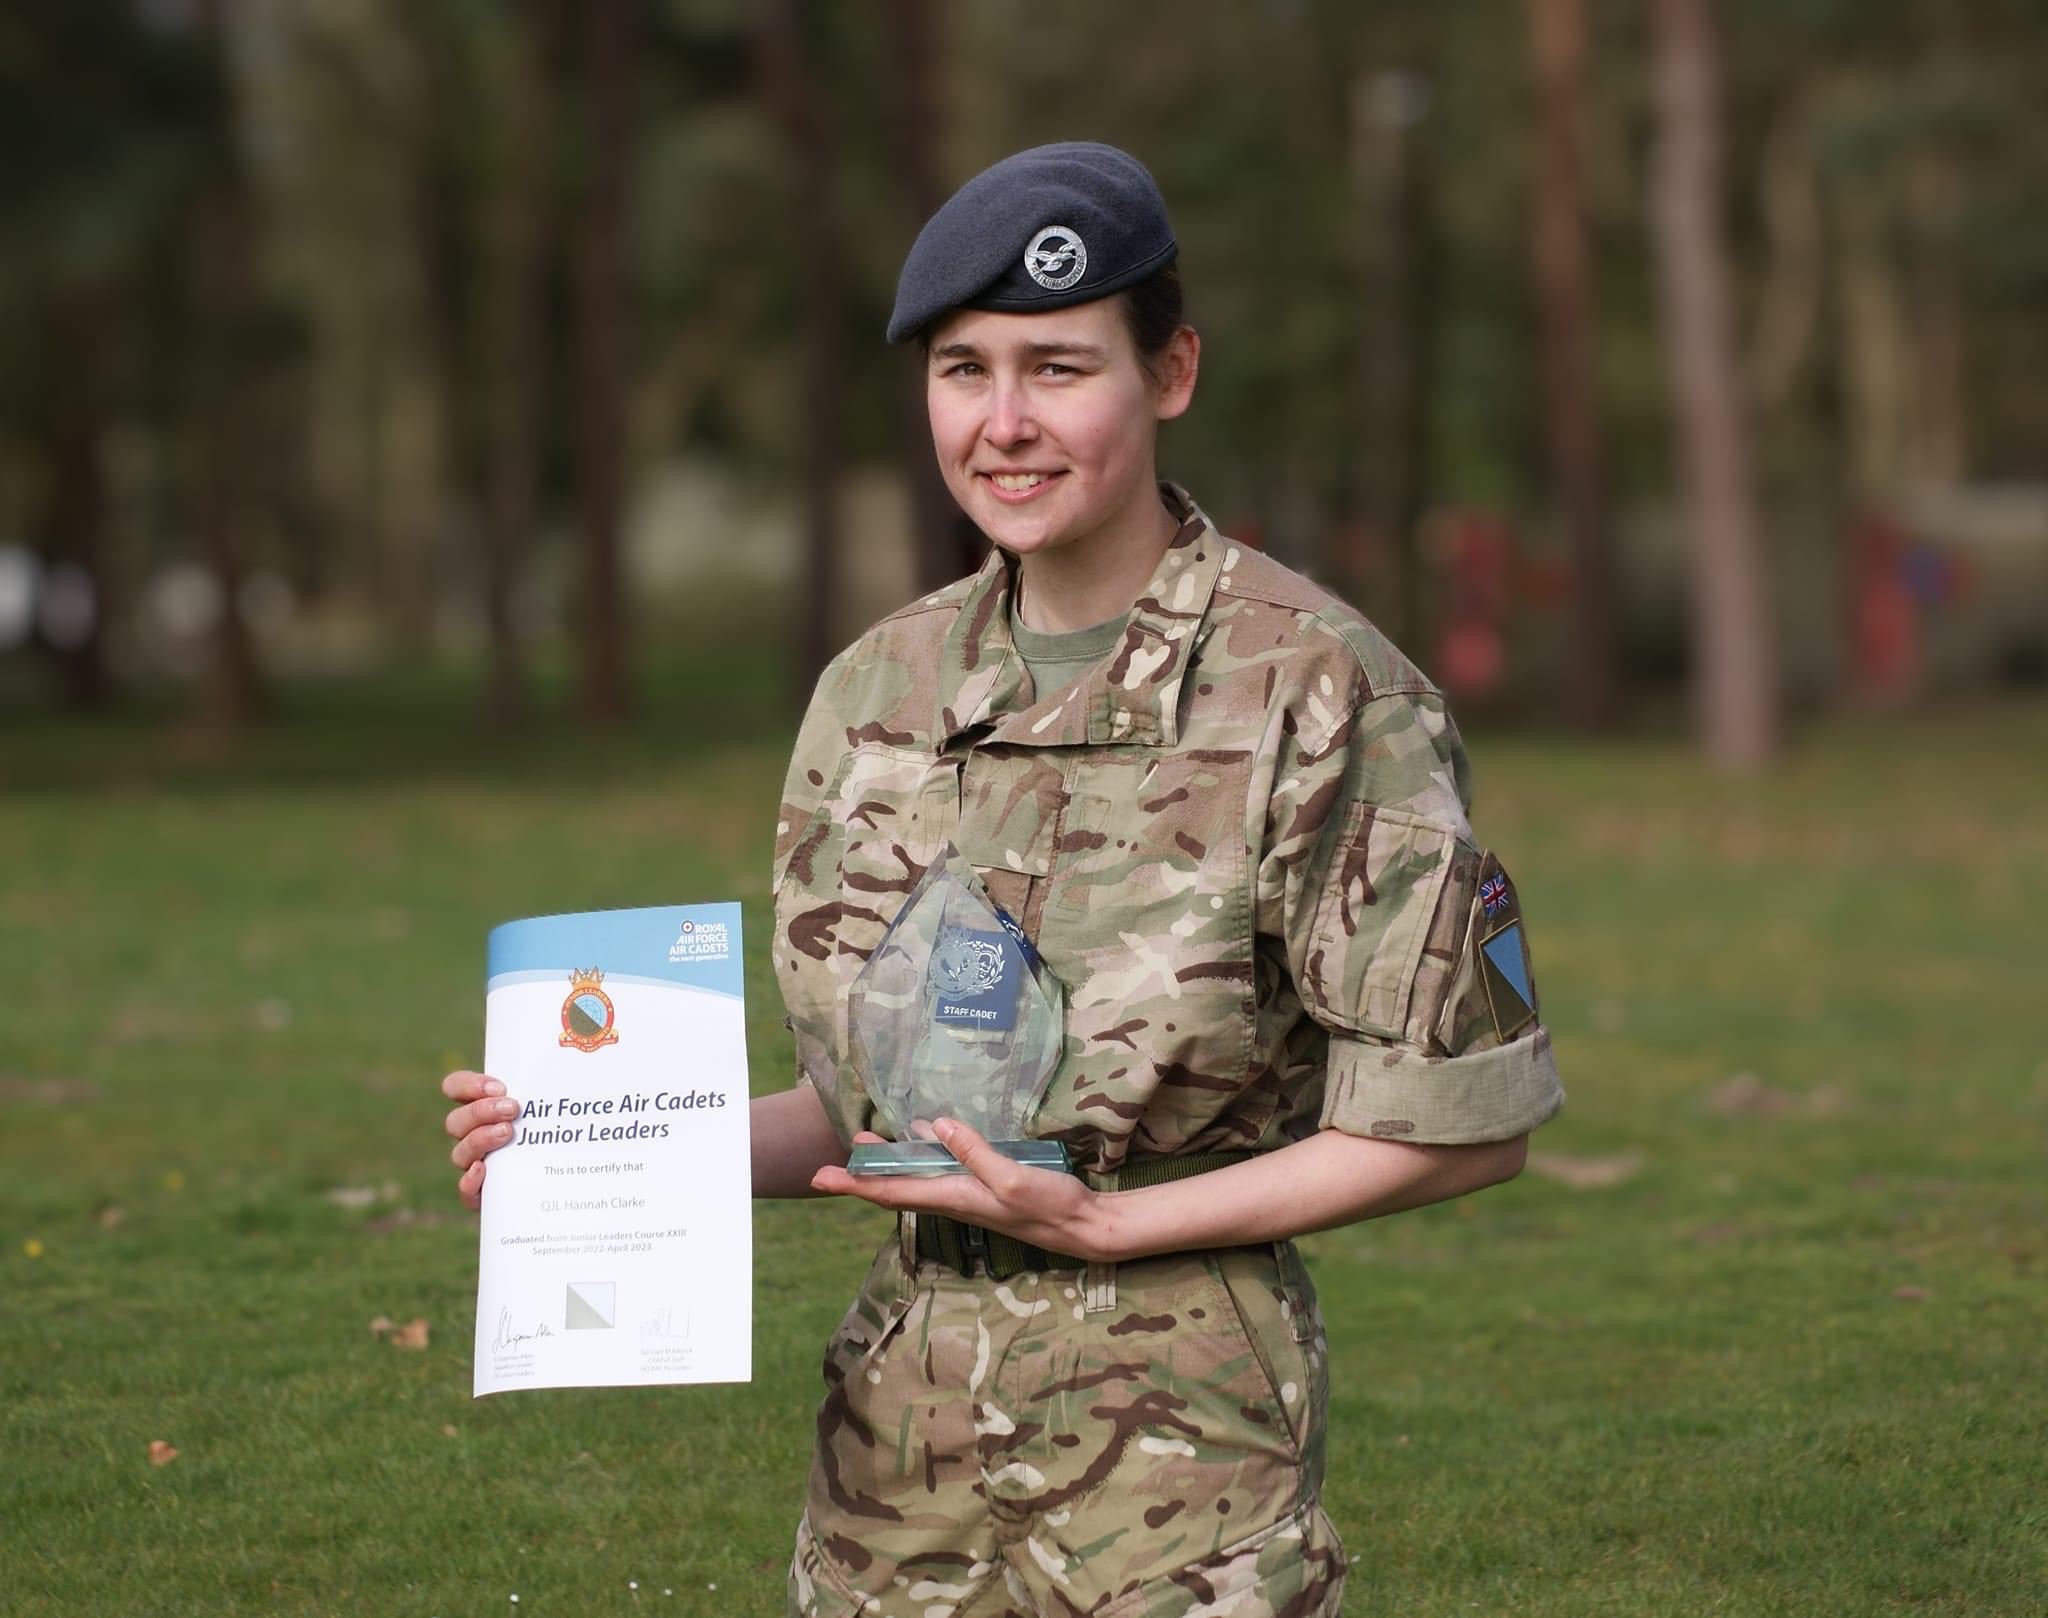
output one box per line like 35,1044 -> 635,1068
3,674 -> 2044,1617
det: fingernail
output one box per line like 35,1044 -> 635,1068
483,1079 -> 505,1096
496,1100 -> 518,1119
496,1124 -> 514,1140
933,1118 -> 955,1139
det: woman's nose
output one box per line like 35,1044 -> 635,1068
983,379 -> 1037,447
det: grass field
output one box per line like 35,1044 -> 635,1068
4,667 -> 2044,1617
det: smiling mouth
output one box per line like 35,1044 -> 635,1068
982,470 -> 1062,496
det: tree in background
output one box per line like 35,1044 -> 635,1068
187,0 -> 272,730
883,0 -> 979,594
756,0 -> 845,690
574,0 -> 633,723
0,3 -> 219,710
1526,0 -> 1617,728
483,0 -> 564,727
1650,0 -> 1778,765
388,0 -> 559,731
1347,66 -> 1436,657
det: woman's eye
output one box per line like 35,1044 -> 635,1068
1040,363 -> 1075,377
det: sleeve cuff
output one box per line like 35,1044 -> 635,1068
1320,1027 -> 1564,1144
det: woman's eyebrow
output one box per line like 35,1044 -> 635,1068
1020,341 -> 1107,362
929,340 -> 1108,363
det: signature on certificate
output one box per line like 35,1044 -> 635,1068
493,1306 -> 556,1354
640,1308 -> 691,1342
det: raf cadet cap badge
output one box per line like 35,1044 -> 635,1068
885,141 -> 1178,344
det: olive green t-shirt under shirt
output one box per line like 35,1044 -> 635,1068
1009,602 -> 1131,700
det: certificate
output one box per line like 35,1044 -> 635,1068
473,903 -> 751,1396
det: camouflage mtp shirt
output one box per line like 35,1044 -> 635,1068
771,486 -> 1563,1175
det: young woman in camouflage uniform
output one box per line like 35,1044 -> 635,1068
445,144 -> 1563,1618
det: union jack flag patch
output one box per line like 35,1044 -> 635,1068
1480,871 -> 1512,917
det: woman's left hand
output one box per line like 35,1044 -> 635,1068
809,1118 -> 1114,1263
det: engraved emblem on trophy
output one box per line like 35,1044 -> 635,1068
844,843 -> 1071,1177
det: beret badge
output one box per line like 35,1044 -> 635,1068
885,142 -> 1175,342
1023,225 -> 1088,291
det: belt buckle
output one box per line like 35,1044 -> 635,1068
959,1220 -> 990,1277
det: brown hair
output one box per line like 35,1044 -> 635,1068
1117,264 -> 1186,384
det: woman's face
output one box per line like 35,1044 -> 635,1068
924,300 -> 1196,560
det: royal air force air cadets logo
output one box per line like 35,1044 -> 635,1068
1023,224 -> 1087,291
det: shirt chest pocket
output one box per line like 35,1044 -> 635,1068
772,746 -> 958,1026
1044,751 -> 1255,1078
833,748 -> 957,915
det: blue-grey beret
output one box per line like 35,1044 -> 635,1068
886,141 -> 1178,344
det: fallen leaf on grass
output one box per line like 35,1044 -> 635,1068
1708,1073 -> 1795,1115
442,1423 -> 458,1438
148,1440 -> 179,1467
325,1186 -> 380,1210
1526,1150 -> 1644,1190
1707,1073 -> 1850,1118
1893,1285 -> 1931,1303
97,1205 -> 126,1230
389,1317 -> 430,1350
365,1208 -> 450,1235
369,1315 -> 396,1337
0,1077 -> 102,1106
252,998 -> 293,1032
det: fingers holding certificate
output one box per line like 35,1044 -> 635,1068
473,903 -> 751,1396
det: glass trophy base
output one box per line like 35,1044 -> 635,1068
847,1139 -> 1073,1178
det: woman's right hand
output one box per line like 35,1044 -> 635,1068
442,1070 -> 521,1211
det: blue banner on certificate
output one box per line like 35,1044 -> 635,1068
474,904 -> 750,1396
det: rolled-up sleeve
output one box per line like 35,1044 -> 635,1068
1263,678 -> 1564,1145
1321,1028 -> 1562,1143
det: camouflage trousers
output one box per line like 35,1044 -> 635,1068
787,1228 -> 1346,1618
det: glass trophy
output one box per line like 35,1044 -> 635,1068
844,843 -> 1071,1178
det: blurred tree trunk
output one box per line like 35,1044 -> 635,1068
402,12 -> 495,726
483,0 -> 564,727
1650,0 -> 1777,766
42,288 -> 113,708
192,0 -> 263,730
576,0 -> 632,723
1746,94 -> 1823,414
759,0 -> 843,689
1837,179 -> 1911,502
1905,153 -> 1967,486
1347,68 -> 1434,652
884,0 -> 977,590
1526,0 -> 1617,728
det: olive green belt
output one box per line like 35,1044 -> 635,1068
915,1151 -> 1255,1278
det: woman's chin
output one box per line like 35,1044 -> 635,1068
976,510 -> 1072,558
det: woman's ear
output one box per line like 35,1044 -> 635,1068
1155,326 -> 1201,422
